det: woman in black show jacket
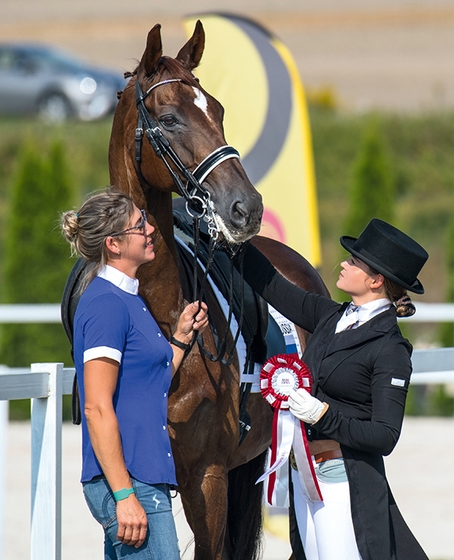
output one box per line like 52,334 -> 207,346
241,218 -> 429,560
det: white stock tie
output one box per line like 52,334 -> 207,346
335,304 -> 360,333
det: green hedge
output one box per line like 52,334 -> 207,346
1,110 -> 453,302
0,118 -> 111,420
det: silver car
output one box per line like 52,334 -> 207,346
0,43 -> 125,122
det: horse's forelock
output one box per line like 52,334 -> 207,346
136,56 -> 200,90
161,57 -> 200,84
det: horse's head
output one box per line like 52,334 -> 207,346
110,21 -> 263,245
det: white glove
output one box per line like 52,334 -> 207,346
288,388 -> 327,424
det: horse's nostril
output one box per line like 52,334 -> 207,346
231,201 -> 249,227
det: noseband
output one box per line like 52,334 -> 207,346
135,79 -> 240,240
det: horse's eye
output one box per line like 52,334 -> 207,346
159,115 -> 178,128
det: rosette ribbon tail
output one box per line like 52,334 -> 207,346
256,408 -> 294,506
292,418 -> 323,502
256,410 -> 323,506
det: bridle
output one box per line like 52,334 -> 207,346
135,78 -> 240,241
135,77 -> 247,364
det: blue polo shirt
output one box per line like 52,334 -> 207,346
73,265 -> 177,485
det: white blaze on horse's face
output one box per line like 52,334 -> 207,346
192,87 -> 212,122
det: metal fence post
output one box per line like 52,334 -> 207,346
30,363 -> 63,560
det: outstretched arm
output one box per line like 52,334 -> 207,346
240,242 -> 337,333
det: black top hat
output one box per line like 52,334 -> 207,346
339,218 -> 428,294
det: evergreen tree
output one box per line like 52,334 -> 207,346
432,209 -> 454,416
439,213 -> 454,347
0,140 -> 75,368
335,119 -> 395,301
343,118 -> 394,238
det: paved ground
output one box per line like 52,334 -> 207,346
1,0 -> 454,111
3,417 -> 453,560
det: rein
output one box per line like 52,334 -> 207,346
135,77 -> 246,364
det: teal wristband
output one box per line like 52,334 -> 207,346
113,487 -> 135,502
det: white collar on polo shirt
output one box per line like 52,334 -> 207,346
98,265 -> 139,295
335,298 -> 392,333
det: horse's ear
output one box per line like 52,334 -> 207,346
176,20 -> 205,71
138,24 -> 163,79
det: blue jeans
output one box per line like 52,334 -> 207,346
83,476 -> 180,560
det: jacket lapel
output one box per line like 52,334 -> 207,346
309,307 -> 398,393
323,306 -> 397,357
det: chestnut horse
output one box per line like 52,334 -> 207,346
108,21 -> 328,560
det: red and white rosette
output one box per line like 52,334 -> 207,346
256,354 -> 323,506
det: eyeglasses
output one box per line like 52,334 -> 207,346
110,209 -> 147,237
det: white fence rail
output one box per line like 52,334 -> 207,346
3,302 -> 454,324
0,305 -> 62,323
0,304 -> 453,558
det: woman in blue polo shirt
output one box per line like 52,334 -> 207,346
61,188 -> 208,559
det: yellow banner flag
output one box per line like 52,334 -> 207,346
184,13 -> 321,267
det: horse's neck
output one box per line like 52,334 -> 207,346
138,190 -> 184,337
109,122 -> 184,335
